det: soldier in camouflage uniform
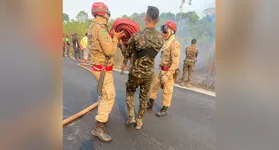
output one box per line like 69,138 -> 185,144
147,20 -> 181,116
88,2 -> 124,142
120,6 -> 164,130
180,39 -> 199,87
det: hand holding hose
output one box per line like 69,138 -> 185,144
119,39 -> 123,45
112,29 -> 125,40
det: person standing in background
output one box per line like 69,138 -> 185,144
63,34 -> 65,57
80,33 -> 89,63
65,34 -> 71,58
179,39 -> 199,87
72,33 -> 80,60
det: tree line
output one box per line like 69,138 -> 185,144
63,8 -> 215,45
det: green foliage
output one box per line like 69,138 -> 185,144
121,12 -> 146,30
63,20 -> 90,40
63,8 -> 215,43
75,11 -> 89,22
188,0 -> 192,5
63,13 -> 70,23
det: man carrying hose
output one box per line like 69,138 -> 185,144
147,20 -> 181,116
87,2 -> 124,142
72,33 -> 80,61
120,6 -> 164,130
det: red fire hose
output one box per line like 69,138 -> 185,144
110,18 -> 140,44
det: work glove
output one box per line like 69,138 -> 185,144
112,29 -> 125,40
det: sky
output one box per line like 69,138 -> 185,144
63,0 -> 215,20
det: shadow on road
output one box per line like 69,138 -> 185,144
90,90 -> 99,103
79,139 -> 95,150
115,88 -> 129,121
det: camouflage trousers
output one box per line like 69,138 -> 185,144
181,60 -> 195,84
126,73 -> 152,124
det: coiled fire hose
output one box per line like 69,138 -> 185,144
110,18 -> 140,44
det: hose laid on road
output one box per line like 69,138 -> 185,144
110,18 -> 140,44
63,102 -> 99,126
63,62 -> 99,126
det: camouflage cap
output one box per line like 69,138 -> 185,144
147,6 -> 159,21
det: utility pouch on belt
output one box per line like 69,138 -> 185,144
173,68 -> 180,79
97,57 -> 109,96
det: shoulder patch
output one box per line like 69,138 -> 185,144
101,29 -> 108,36
105,36 -> 111,43
100,28 -> 111,43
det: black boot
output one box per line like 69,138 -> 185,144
156,106 -> 168,116
92,121 -> 112,142
147,99 -> 154,110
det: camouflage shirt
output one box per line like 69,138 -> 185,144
121,27 -> 164,79
185,44 -> 198,61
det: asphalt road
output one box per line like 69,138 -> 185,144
63,58 -> 216,150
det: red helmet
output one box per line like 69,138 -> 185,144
66,34 -> 69,37
164,20 -> 177,33
91,2 -> 111,17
